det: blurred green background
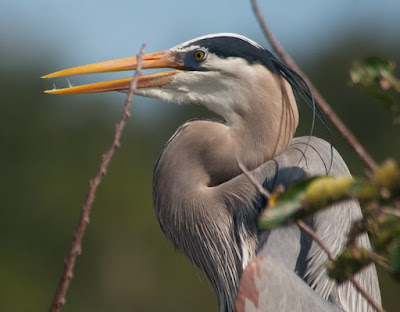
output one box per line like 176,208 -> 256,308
1,1 -> 400,311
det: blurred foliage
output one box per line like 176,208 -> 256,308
327,248 -> 373,284
260,176 -> 354,228
350,57 -> 400,124
1,33 -> 400,312
259,160 -> 400,284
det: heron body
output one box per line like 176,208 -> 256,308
44,33 -> 381,311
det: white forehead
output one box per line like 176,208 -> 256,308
171,33 -> 264,50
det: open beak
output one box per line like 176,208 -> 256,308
42,50 -> 185,94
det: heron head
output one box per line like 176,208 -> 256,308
43,33 -> 307,125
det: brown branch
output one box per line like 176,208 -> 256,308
296,220 -> 336,261
296,220 -> 384,312
237,160 -> 271,199
368,251 -> 393,273
251,0 -> 378,172
350,277 -> 384,312
48,43 -> 146,312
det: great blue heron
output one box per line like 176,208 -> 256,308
43,33 -> 381,312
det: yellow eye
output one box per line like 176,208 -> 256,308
194,49 -> 206,62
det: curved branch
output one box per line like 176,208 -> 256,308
48,44 -> 146,312
251,0 -> 378,171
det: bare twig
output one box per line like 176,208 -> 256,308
296,220 -> 384,312
296,220 -> 336,261
369,251 -> 393,272
48,44 -> 146,312
251,0 -> 378,172
237,160 -> 271,199
350,277 -> 385,312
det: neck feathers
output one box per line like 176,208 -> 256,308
229,69 -> 299,170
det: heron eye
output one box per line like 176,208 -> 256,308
194,49 -> 206,62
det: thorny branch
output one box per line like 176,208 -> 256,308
251,0 -> 378,172
48,44 -> 146,312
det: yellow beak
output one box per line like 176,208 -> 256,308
42,50 -> 184,94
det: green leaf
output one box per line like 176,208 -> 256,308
327,248 -> 372,284
350,57 -> 400,124
258,178 -> 316,228
349,56 -> 398,89
372,159 -> 400,196
259,176 -> 358,229
371,217 -> 400,254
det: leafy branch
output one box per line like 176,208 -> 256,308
259,160 -> 400,283
350,56 -> 400,125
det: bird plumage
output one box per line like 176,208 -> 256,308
43,33 -> 381,312
255,137 -> 381,312
149,34 -> 380,311
154,130 -> 381,311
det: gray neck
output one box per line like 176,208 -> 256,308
228,75 -> 299,171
